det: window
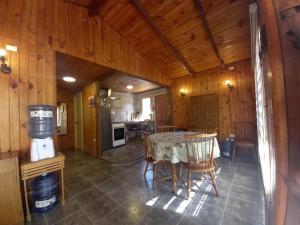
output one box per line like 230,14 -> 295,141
141,97 -> 151,120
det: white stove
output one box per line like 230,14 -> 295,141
112,123 -> 125,147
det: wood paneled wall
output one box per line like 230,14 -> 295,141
82,82 -> 99,158
273,1 -> 300,224
257,2 -> 289,225
0,0 -> 170,154
171,59 -> 256,140
56,89 -> 75,151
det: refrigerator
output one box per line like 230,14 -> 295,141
99,89 -> 113,151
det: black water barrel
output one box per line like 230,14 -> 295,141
31,173 -> 58,213
221,138 -> 235,159
28,105 -> 54,138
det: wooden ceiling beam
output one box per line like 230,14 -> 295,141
88,0 -> 103,17
194,0 -> 225,68
130,0 -> 196,76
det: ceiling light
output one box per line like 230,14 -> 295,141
127,85 -> 133,90
63,76 -> 76,82
0,49 -> 7,57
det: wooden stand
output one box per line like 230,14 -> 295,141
20,152 -> 65,222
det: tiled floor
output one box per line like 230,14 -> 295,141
27,149 -> 265,225
101,138 -> 144,166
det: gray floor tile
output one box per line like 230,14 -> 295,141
29,148 -> 265,225
141,207 -> 183,225
94,206 -> 142,225
74,186 -> 107,207
53,210 -> 93,225
180,204 -> 224,225
44,199 -> 80,225
25,214 -> 47,225
66,178 -> 95,196
226,196 -> 263,220
221,209 -> 264,225
82,195 -> 119,222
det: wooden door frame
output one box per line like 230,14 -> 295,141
257,1 -> 289,225
74,92 -> 84,151
154,89 -> 172,127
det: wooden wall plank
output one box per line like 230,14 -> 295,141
171,59 -> 256,140
19,42 -> 30,154
0,0 -> 170,154
9,41 -> 21,151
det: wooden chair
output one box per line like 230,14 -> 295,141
232,121 -> 257,159
143,132 -> 171,181
156,125 -> 175,133
199,127 -> 217,134
188,127 -> 217,134
182,133 -> 218,198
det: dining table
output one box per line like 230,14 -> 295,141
149,131 -> 220,193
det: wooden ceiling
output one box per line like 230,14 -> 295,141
64,0 -> 254,79
56,52 -> 114,94
56,52 -> 161,94
100,71 -> 161,94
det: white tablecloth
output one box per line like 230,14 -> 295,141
149,131 -> 220,164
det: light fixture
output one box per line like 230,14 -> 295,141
127,85 -> 133,90
63,76 -> 76,82
0,49 -> 11,74
110,96 -> 116,100
225,80 -> 234,89
180,88 -> 188,96
5,44 -> 18,52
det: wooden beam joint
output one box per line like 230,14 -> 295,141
130,0 -> 196,76
194,0 -> 225,68
88,0 -> 102,17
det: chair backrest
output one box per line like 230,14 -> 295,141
143,132 -> 152,158
185,133 -> 217,169
156,125 -> 175,133
197,127 -> 217,134
188,127 -> 217,134
233,121 -> 257,142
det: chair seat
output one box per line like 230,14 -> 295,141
235,139 -> 256,149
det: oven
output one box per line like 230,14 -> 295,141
112,123 -> 126,147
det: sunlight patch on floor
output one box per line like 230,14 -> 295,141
146,196 -> 159,206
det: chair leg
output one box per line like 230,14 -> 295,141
153,163 -> 158,180
209,171 -> 219,196
179,163 -> 183,180
187,170 -> 192,199
232,145 -> 236,160
144,161 -> 149,179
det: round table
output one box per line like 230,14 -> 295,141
149,131 -> 220,164
149,131 -> 220,193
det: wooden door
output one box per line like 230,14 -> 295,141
190,94 -> 218,129
155,94 -> 170,126
74,93 -> 84,151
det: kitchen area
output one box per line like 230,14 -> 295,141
98,72 -> 171,165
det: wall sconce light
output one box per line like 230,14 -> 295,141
0,49 -> 11,74
180,88 -> 188,96
225,80 -> 234,89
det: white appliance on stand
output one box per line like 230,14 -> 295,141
30,137 -> 55,162
112,123 -> 125,147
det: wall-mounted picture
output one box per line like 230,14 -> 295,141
88,96 -> 96,108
